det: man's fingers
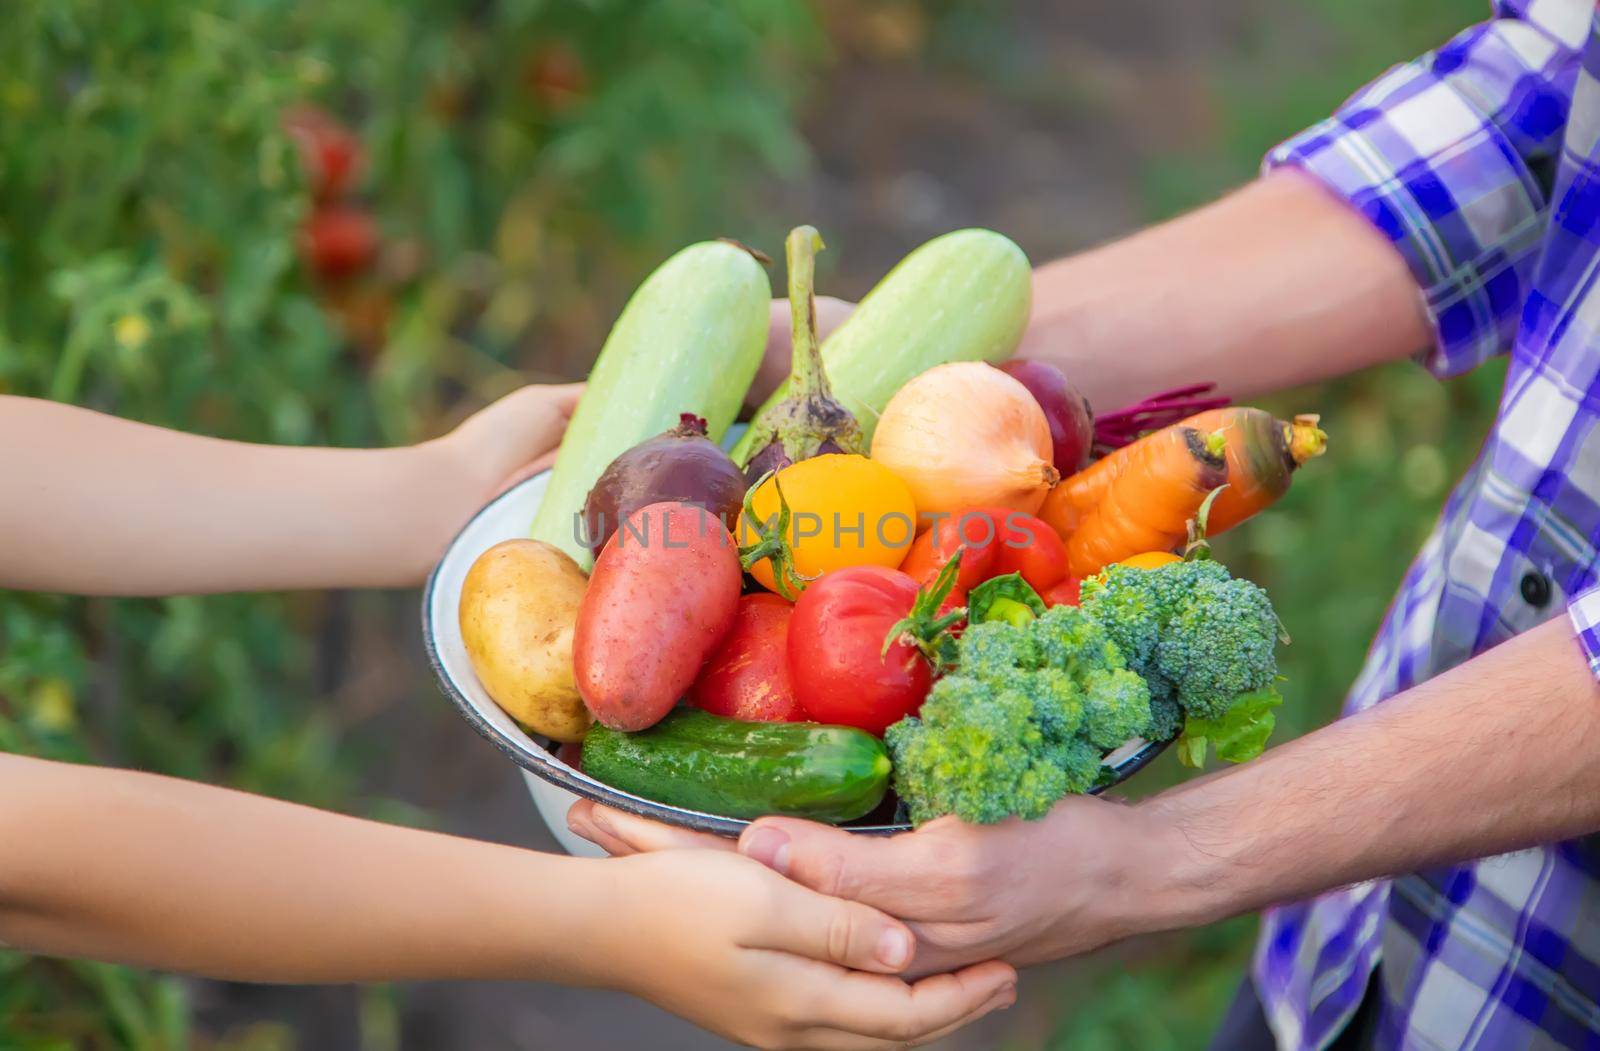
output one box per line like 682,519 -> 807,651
753,884 -> 919,975
792,959 -> 1018,1047
566,801 -> 734,855
739,817 -> 912,913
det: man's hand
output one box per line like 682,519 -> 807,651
568,794 -> 1199,976
579,617 -> 1600,985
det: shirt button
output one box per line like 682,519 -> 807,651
1521,571 -> 1552,609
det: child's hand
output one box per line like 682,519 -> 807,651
602,850 -> 1016,1050
435,382 -> 584,498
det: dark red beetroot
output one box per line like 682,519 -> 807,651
581,414 -> 746,557
689,594 -> 806,722
998,359 -> 1095,472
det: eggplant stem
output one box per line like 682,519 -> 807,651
786,226 -> 829,399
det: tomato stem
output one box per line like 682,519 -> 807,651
738,471 -> 815,600
882,547 -> 966,670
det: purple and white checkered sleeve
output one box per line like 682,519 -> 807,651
1569,587 -> 1600,681
1263,9 -> 1583,379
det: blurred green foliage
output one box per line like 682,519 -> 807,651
0,1 -> 815,1046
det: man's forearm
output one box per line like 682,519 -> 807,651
0,396 -> 490,594
1019,170 -> 1434,409
1149,614 -> 1600,927
0,754 -> 609,985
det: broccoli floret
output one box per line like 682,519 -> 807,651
887,596 -> 1156,826
1080,667 -> 1152,749
888,560 -> 1282,825
1142,691 -> 1183,743
1022,667 -> 1085,740
1030,604 -> 1150,748
1079,561 -> 1230,684
1044,736 -> 1108,794
887,677 -> 1066,825
1155,574 -> 1279,719
1033,604 -> 1122,671
956,620 -> 1039,676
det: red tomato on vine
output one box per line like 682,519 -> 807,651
282,105 -> 363,201
299,206 -> 378,282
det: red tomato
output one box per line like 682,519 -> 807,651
689,594 -> 805,722
299,206 -> 378,281
789,566 -> 934,735
283,105 -> 363,201
900,511 -> 1000,590
555,741 -> 584,770
524,43 -> 590,111
1043,577 -> 1082,607
992,512 -> 1070,592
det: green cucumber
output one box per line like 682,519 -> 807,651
732,228 -> 1030,460
581,709 -> 892,824
531,241 -> 770,565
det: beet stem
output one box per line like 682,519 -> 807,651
1091,383 -> 1231,453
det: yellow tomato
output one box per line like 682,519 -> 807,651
1116,551 -> 1182,570
741,454 -> 917,594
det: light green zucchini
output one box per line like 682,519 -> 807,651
732,228 -> 1031,461
530,241 -> 770,565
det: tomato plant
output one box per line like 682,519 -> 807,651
0,0 -> 822,1042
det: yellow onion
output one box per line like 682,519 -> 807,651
870,361 -> 1060,518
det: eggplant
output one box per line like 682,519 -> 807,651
580,415 -> 746,557
738,226 -> 863,483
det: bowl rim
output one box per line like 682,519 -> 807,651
423,470 -> 1171,838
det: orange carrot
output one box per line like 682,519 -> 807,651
1040,407 -> 1326,542
1176,408 -> 1325,533
1064,426 -> 1228,577
1038,445 -> 1123,538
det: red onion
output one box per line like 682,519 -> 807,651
997,360 -> 1095,471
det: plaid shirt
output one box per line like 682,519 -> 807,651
1254,1 -> 1600,1048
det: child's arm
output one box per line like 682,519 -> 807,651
0,386 -> 580,595
0,753 -> 1014,1048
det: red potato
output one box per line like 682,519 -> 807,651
573,501 -> 742,731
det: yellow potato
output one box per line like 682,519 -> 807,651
459,539 -> 592,742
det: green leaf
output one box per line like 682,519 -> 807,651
967,572 -> 1044,625
1176,686 -> 1282,768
